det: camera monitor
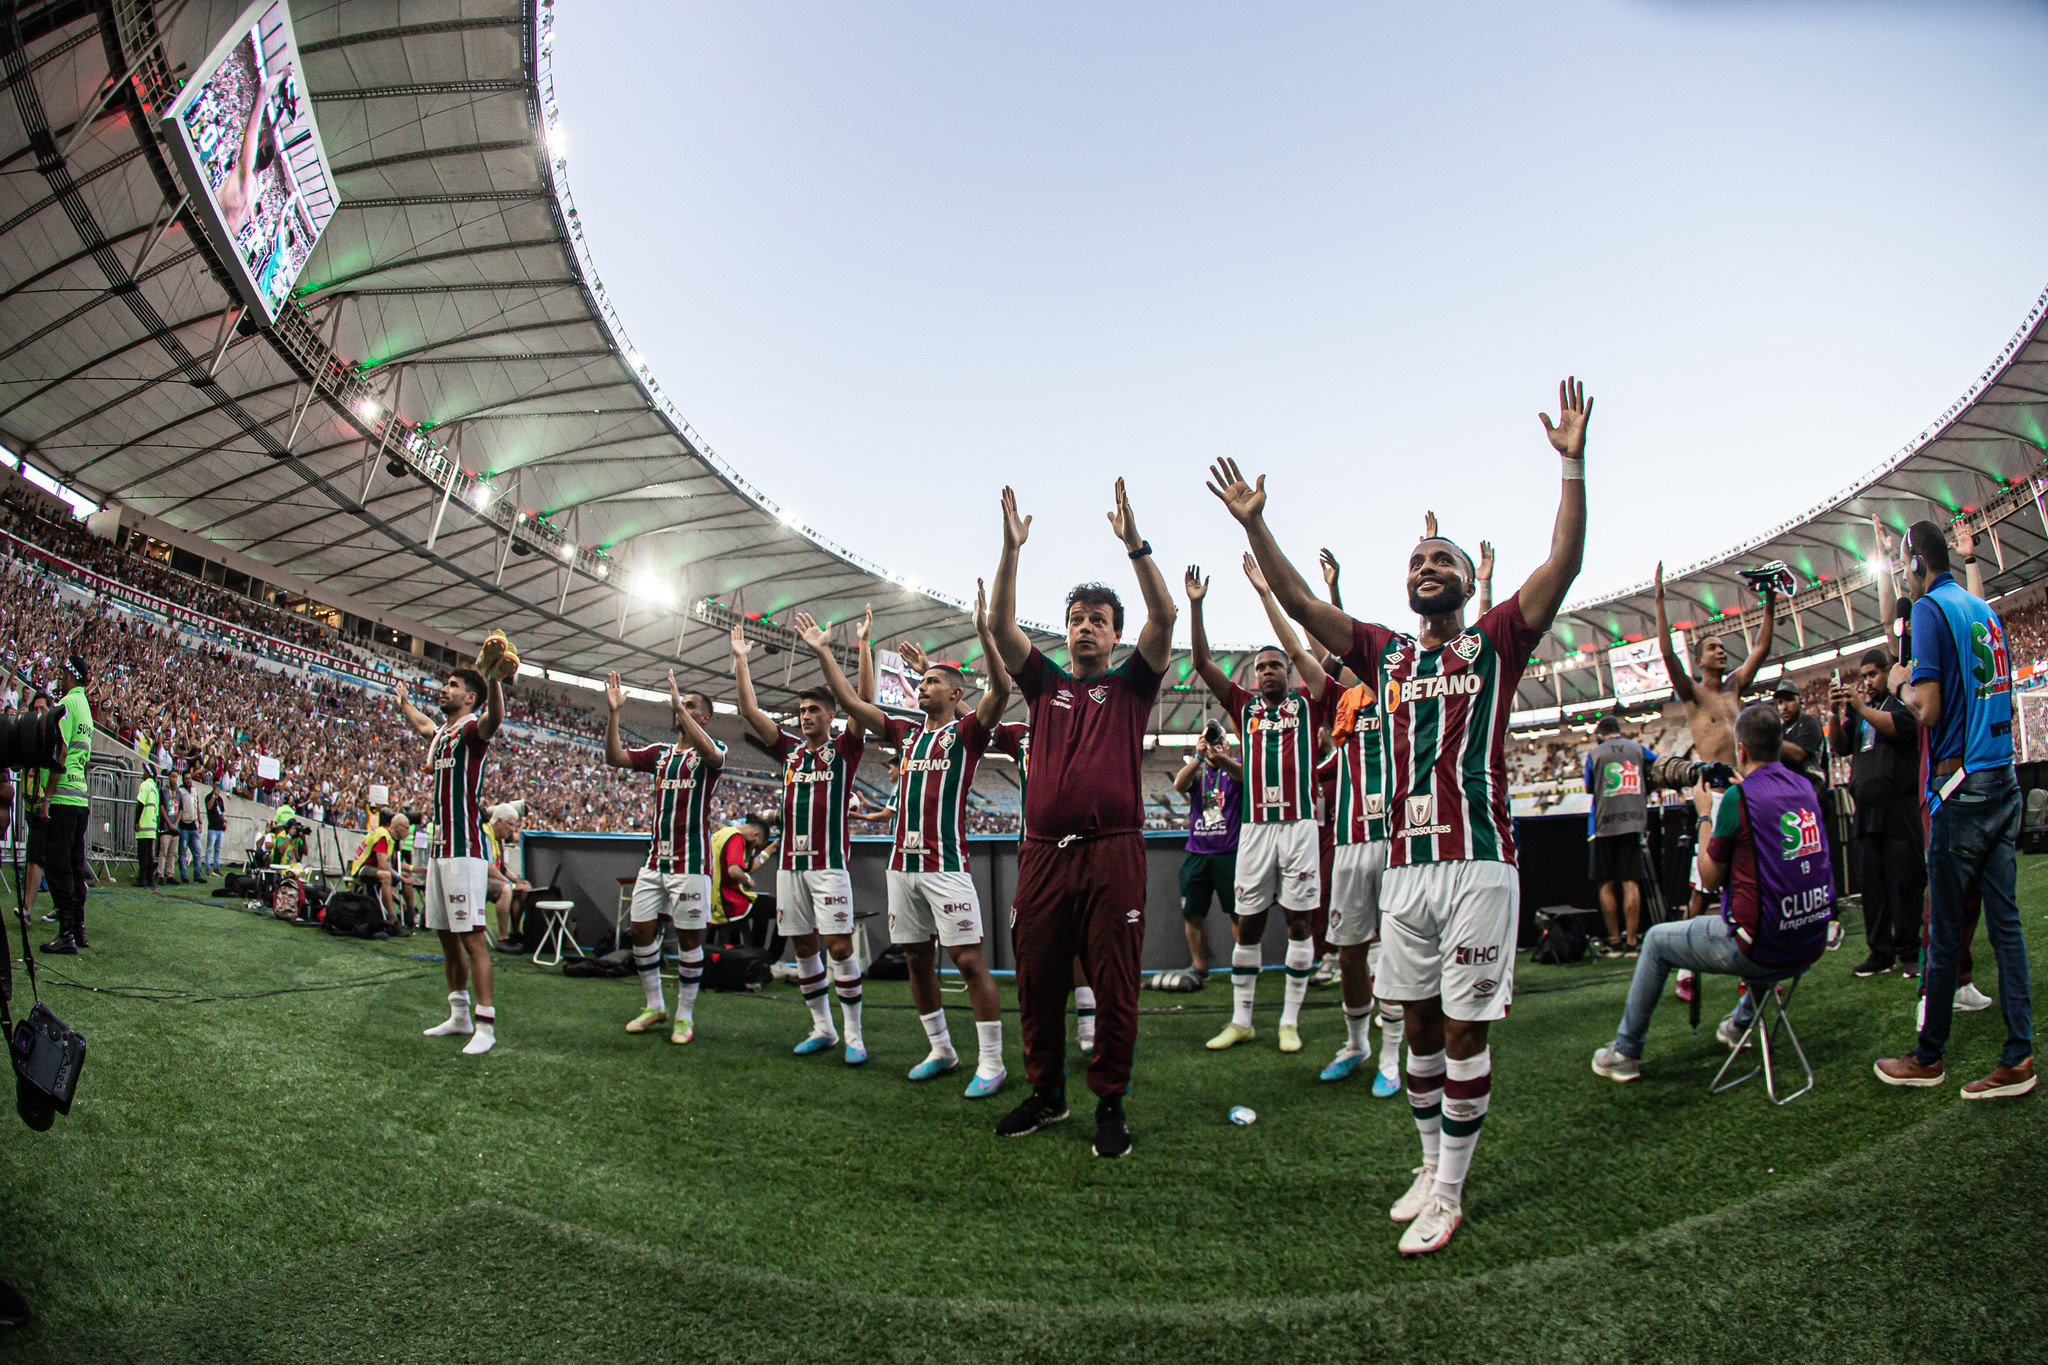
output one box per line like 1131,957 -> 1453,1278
159,0 -> 337,324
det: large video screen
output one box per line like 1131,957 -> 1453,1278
160,0 -> 336,323
1609,635 -> 1689,700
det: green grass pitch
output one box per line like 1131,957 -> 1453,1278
1,861 -> 2043,1364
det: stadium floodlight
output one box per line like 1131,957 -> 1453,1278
159,1 -> 338,325
778,507 -> 802,528
355,398 -> 380,421
629,570 -> 677,607
466,482 -> 491,511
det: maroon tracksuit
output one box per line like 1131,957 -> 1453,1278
1012,646 -> 1164,1099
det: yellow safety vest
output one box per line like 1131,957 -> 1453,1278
708,826 -> 754,925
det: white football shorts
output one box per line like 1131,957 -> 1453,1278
1326,839 -> 1389,947
887,870 -> 984,948
629,868 -> 711,930
776,869 -> 855,938
1233,819 -> 1321,914
424,856 -> 489,934
1377,859 -> 1519,1022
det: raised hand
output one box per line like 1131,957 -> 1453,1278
1424,511 -> 1439,540
1319,548 -> 1340,591
1870,514 -> 1893,568
728,623 -> 752,662
1954,524 -> 1976,560
605,671 -> 624,712
1538,376 -> 1593,459
973,578 -> 989,632
1001,486 -> 1032,551
792,612 -> 830,650
477,634 -> 506,675
1107,477 -> 1142,549
855,604 -> 874,643
1204,458 -> 1266,524
1184,565 -> 1209,602
393,680 -> 409,709
1478,540 -> 1495,581
1654,561 -> 1665,602
1241,552 -> 1270,595
897,639 -> 929,673
666,668 -> 682,710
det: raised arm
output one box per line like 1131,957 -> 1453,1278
1653,563 -> 1698,705
1245,553 -> 1328,700
1477,540 -> 1495,616
729,624 -> 779,746
1730,587 -> 1776,695
1318,547 -> 1343,610
794,613 -> 891,739
1955,525 -> 1986,599
668,669 -> 724,769
1207,459 -> 1354,658
970,579 -> 1011,729
855,604 -> 877,705
602,672 -> 635,768
392,679 -> 438,738
1109,478 -> 1176,671
988,487 -> 1034,673
1184,566 -> 1236,706
1516,376 -> 1591,632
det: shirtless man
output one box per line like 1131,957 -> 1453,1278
1654,562 -> 1774,921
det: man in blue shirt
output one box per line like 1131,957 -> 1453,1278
1874,521 -> 2033,1098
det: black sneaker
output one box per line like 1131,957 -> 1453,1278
1092,1098 -> 1132,1159
994,1088 -> 1069,1137
1853,954 -> 1893,978
38,936 -> 76,956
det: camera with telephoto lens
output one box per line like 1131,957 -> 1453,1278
0,707 -> 64,771
1202,720 -> 1226,748
1648,754 -> 1737,792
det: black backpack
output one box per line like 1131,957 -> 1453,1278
1532,915 -> 1588,965
704,946 -> 773,992
323,890 -> 387,939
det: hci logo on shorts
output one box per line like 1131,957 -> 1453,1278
1452,944 -> 1500,966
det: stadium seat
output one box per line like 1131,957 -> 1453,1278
1710,972 -> 1813,1106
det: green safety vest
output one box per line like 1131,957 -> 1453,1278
135,779 -> 160,837
49,687 -> 91,809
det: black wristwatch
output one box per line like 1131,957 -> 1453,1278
1127,540 -> 1153,560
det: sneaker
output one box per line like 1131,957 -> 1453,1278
1594,940 -> 1624,960
1320,1047 -> 1366,1083
37,912 -> 55,923
964,1069 -> 1006,1100
792,1028 -> 840,1056
1206,1022 -> 1256,1051
1079,1036 -> 1095,1057
1307,954 -> 1339,988
1622,941 -> 1640,959
1371,1067 -> 1401,1098
995,1088 -> 1070,1137
1397,1192 -> 1463,1256
1389,1164 -> 1439,1223
669,1018 -> 694,1045
1716,1015 -> 1743,1049
1960,1057 -> 2036,1100
1591,1046 -> 1640,1082
1874,1053 -> 1946,1087
1277,1023 -> 1302,1054
38,936 -> 76,956
843,1041 -> 868,1067
1852,954 -> 1893,978
1092,1099 -> 1132,1158
1900,958 -> 1922,980
493,938 -> 527,954
1955,983 -> 1995,1012
1675,970 -> 1697,1003
625,1009 -> 668,1034
907,1052 -> 960,1082
1826,920 -> 1845,951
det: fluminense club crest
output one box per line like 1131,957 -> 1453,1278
1089,685 -> 1108,704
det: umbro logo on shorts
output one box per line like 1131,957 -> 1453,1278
1471,978 -> 1499,998
1125,908 -> 1140,923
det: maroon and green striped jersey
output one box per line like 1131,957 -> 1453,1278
1326,638 -> 1408,846
427,714 -> 489,860
1226,682 -> 1318,825
1343,600 -> 1542,867
881,712 -> 991,873
769,728 -> 866,871
991,720 -> 1030,841
627,739 -> 727,874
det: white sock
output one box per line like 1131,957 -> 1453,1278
920,1008 -> 956,1058
1344,1003 -> 1372,1054
1407,1045 -> 1446,1167
424,989 -> 472,1036
676,946 -> 705,1021
1378,1001 -> 1406,1076
632,941 -> 666,1013
796,953 -> 834,1035
461,1006 -> 496,1055
1230,943 -> 1261,1028
1073,986 -> 1097,1048
975,1019 -> 1004,1077
1280,938 -> 1314,1027
1435,1048 -> 1492,1203
831,955 -> 863,1045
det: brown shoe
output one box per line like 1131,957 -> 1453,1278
1874,1053 -> 1946,1087
1961,1057 -> 2036,1101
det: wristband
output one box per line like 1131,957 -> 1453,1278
1128,540 -> 1153,561
1561,456 -> 1585,482
1963,555 -> 1978,565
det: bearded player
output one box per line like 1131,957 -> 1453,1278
1213,375 -> 1591,1254
604,669 -> 726,1047
731,624 -> 871,1063
394,654 -> 507,1056
987,479 -> 1176,1159
1186,560 -> 1323,1055
797,584 -> 1012,1095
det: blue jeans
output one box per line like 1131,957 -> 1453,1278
204,829 -> 223,872
1918,767 -> 2033,1069
175,828 -> 202,880
1612,915 -> 1763,1059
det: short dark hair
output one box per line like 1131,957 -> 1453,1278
1906,520 -> 1951,576
1735,703 -> 1782,762
795,686 -> 835,710
926,664 -> 966,690
1255,646 -> 1287,664
449,668 -> 487,706
679,690 -> 712,714
1065,583 -> 1124,634
1594,716 -> 1620,737
1860,648 -> 1892,671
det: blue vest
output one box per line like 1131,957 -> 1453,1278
1721,763 -> 1833,971
1923,576 -> 2014,799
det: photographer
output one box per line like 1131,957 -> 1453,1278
1583,716 -> 1657,958
1166,721 -> 1241,987
40,656 -> 92,956
1830,649 -> 1922,978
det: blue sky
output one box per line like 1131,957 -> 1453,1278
551,0 -> 2048,644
